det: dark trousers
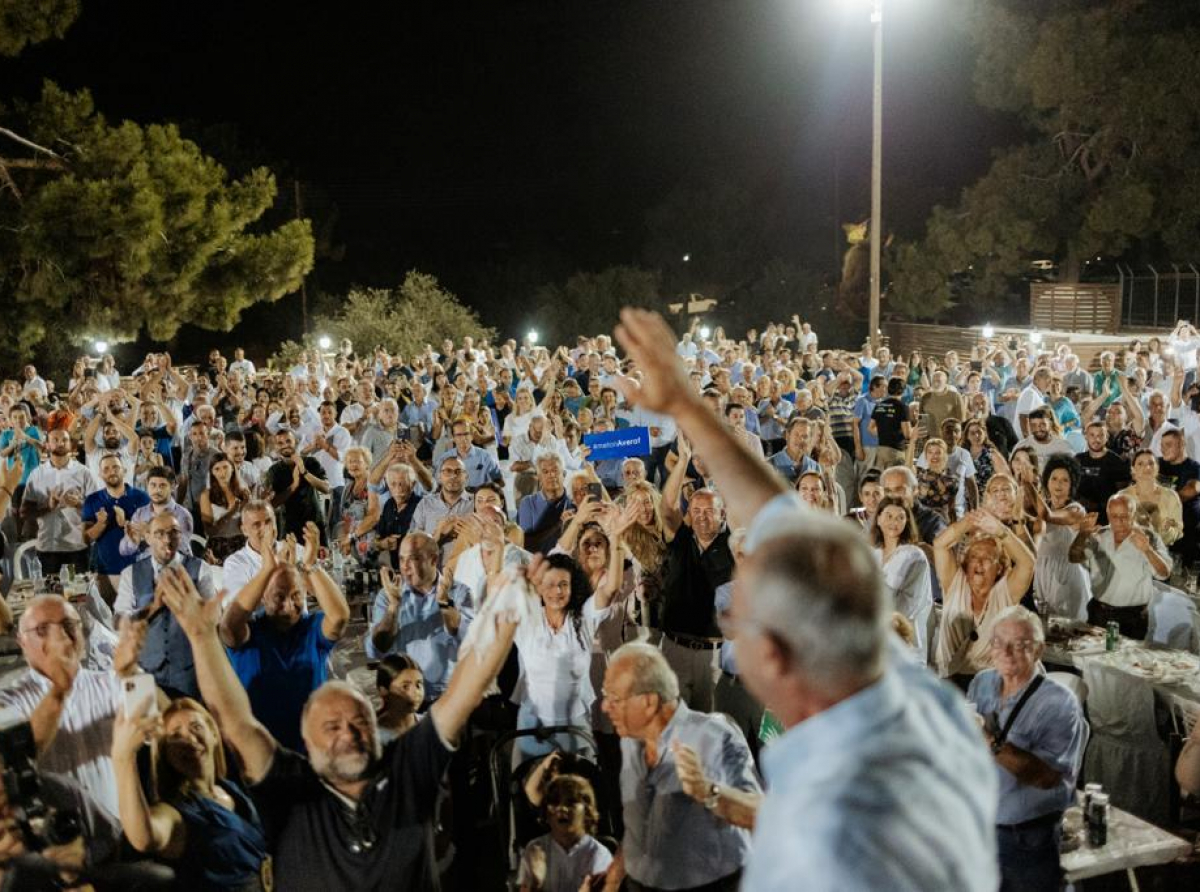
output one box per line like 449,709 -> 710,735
997,817 -> 1062,892
715,672 -> 764,762
1088,599 -> 1148,641
36,549 -> 90,576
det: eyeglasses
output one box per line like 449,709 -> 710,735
580,538 -> 607,550
601,689 -> 648,708
989,637 -> 1037,654
24,619 -> 80,641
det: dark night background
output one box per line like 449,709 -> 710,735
1,0 -> 1022,359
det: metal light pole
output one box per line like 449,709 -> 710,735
869,0 -> 883,348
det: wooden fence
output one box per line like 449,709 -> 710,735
1029,283 -> 1122,334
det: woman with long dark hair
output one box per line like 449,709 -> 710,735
199,453 -> 249,563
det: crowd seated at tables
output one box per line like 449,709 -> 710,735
0,315 -> 1198,890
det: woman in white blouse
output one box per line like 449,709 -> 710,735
501,387 -> 539,447
512,539 -> 626,766
871,497 -> 934,656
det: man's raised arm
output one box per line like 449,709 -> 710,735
615,308 -> 786,530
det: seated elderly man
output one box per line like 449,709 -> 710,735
601,642 -> 761,892
1069,492 -> 1171,640
366,531 -> 473,702
967,606 -> 1086,892
113,511 -> 217,699
612,307 -> 997,891
518,452 -> 575,554
0,595 -> 142,822
157,555 -> 516,891
218,521 -> 350,751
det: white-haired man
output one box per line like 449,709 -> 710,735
600,642 -> 760,892
968,606 -> 1085,892
611,307 -> 998,891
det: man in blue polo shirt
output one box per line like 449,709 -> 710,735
82,452 -> 150,604
767,417 -> 819,484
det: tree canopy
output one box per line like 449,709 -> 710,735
890,0 -> 1200,320
0,82 -> 314,363
311,272 -> 496,360
532,266 -> 662,347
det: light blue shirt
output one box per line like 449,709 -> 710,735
365,577 -> 473,695
436,445 -> 501,490
621,703 -> 759,889
853,394 -> 879,448
746,645 -> 999,892
967,669 -> 1085,825
713,581 -> 737,675
742,494 -> 998,892
756,398 -> 794,443
618,405 -> 678,450
767,448 -> 819,483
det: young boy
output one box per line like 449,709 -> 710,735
518,774 -> 612,892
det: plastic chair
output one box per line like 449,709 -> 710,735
1046,670 -> 1088,704
12,541 -> 42,582
188,534 -> 208,560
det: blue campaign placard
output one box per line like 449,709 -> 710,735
583,426 -> 651,461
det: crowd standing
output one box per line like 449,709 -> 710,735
0,314 -> 1199,890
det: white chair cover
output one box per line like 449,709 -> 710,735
1082,661 -> 1171,824
1046,671 -> 1087,704
12,541 -> 41,582
1146,585 -> 1200,654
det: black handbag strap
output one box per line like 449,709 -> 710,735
997,674 -> 1045,748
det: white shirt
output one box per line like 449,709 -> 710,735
1014,384 -> 1047,420
229,358 -> 257,379
302,423 -> 353,485
0,669 -> 121,820
114,553 -> 217,616
22,376 -> 48,402
512,598 -> 612,724
1011,435 -> 1074,469
23,459 -> 93,551
1083,527 -> 1170,607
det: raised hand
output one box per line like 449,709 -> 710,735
113,615 -> 148,677
301,521 -> 320,568
613,308 -> 694,415
111,704 -> 159,762
95,507 -> 110,528
380,566 -> 404,607
159,567 -> 222,639
671,740 -> 711,803
113,505 -> 127,528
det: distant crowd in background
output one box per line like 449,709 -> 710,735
1,312 -> 1200,890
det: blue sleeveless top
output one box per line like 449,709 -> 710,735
167,779 -> 269,890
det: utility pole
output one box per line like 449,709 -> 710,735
868,0 -> 883,348
294,178 -> 309,333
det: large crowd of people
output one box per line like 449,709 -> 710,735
0,312 -> 1198,890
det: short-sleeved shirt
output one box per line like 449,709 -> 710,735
1075,450 -> 1130,521
967,670 -> 1085,824
249,718 -> 452,892
518,833 -> 612,892
660,526 -> 734,638
81,485 -> 151,574
871,397 -> 907,449
267,457 -> 328,536
23,459 -> 93,552
227,612 -> 337,751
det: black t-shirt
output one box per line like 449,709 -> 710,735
1075,450 -> 1130,522
871,397 -> 907,449
660,525 -> 734,638
1159,457 -> 1200,521
251,719 -> 451,892
267,456 -> 328,536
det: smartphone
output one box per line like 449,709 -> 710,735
395,427 -> 410,443
122,673 -> 159,718
585,482 -> 604,501
83,368 -> 96,379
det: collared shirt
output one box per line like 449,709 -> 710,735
81,485 -> 151,575
621,702 -> 759,888
517,491 -> 575,554
767,448 -> 819,484
852,393 -> 879,447
301,424 -> 353,488
661,525 -> 733,638
436,445 -> 501,489
755,398 -> 794,444
512,598 -> 610,725
967,670 -> 1086,825
117,501 -> 194,557
365,577 -> 473,695
742,495 -> 998,892
618,405 -> 678,450
22,459 -> 93,552
411,490 -> 474,563
114,550 -> 216,616
0,669 -> 121,821
1081,526 -> 1170,607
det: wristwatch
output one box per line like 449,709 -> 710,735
704,783 -> 721,811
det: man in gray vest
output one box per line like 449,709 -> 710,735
114,511 -> 216,699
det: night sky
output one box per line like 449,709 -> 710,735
3,0 -> 1021,349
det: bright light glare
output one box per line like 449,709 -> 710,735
699,326 -> 712,340
528,330 -> 539,344
682,253 -> 691,262
981,324 -> 995,340
317,335 -> 332,350
1030,330 -> 1043,346
92,340 -> 108,354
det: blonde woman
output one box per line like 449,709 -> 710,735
335,445 -> 381,563
1120,449 -> 1183,547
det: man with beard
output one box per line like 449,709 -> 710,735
1012,408 -> 1073,470
82,453 -> 150,603
411,455 -> 473,564
1074,421 -> 1130,524
118,466 -> 193,559
160,550 -> 518,891
22,429 -> 93,574
267,429 -> 331,541
219,521 -> 349,751
82,392 -> 139,491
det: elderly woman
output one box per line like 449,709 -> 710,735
871,496 -> 934,655
1030,454 -> 1092,621
113,697 -> 269,891
933,510 -> 1036,687
910,436 -> 958,523
334,444 -> 381,564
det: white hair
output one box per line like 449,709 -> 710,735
992,605 -> 1045,645
610,642 -> 680,704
